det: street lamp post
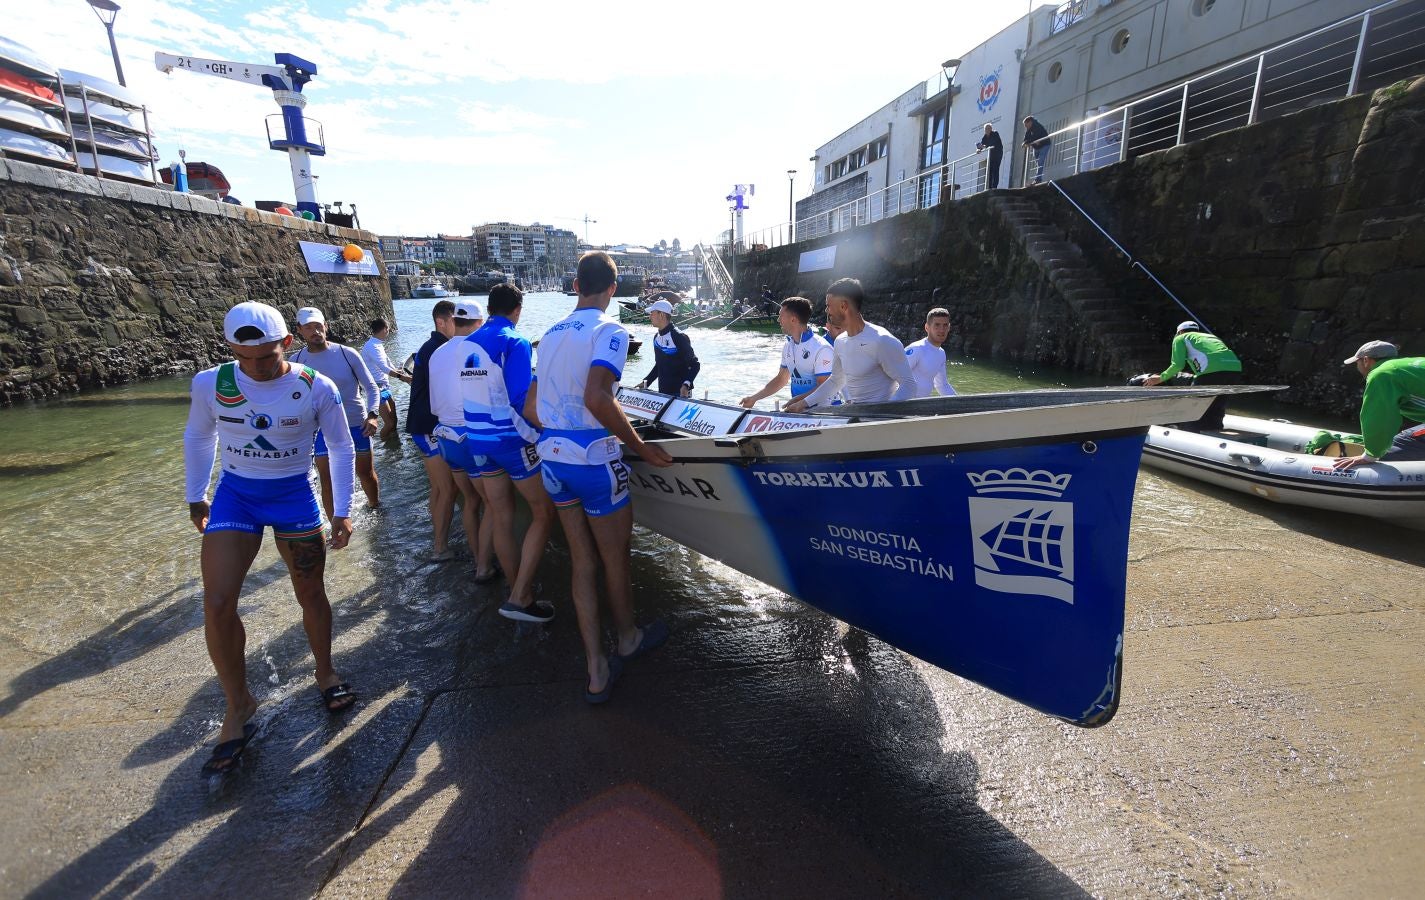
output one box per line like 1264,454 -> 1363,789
940,58 -> 961,202
86,0 -> 127,87
786,169 -> 797,244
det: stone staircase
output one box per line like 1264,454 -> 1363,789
988,194 -> 1159,377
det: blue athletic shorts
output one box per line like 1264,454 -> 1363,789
410,433 -> 441,458
379,387 -> 392,403
473,441 -> 542,482
314,425 -> 371,457
438,435 -> 487,476
206,471 -> 325,541
540,458 -> 630,517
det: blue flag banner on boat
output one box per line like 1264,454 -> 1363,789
298,240 -> 381,276
798,245 -> 837,273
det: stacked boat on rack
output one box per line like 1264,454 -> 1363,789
0,35 -> 157,184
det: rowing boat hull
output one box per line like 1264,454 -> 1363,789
619,388 -> 1218,724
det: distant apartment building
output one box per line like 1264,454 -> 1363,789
440,234 -> 475,271
377,235 -> 403,259
402,238 -> 434,266
474,222 -> 578,279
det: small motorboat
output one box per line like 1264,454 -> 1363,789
1142,414 -> 1425,528
613,385 -> 1224,725
0,126 -> 73,166
411,280 -> 452,299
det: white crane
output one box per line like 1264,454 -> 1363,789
154,51 -> 326,220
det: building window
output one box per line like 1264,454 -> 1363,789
1111,29 -> 1131,54
868,137 -> 887,162
1191,0 -> 1216,15
922,109 -> 946,168
848,148 -> 866,171
1048,61 -> 1063,83
831,158 -> 848,179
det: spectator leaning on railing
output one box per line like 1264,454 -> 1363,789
1022,116 -> 1051,185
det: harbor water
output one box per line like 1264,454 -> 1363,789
2,292 -> 1421,897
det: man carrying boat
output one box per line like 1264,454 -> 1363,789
785,277 -> 917,412
525,251 -> 674,703
636,298 -> 700,398
1334,341 -> 1425,470
739,296 -> 833,408
459,283 -> 556,623
184,302 -> 357,775
1142,321 -> 1242,431
291,307 -> 384,512
904,307 -> 957,398
428,300 -> 499,583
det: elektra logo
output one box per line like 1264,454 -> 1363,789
674,404 -> 715,435
966,468 -> 1075,604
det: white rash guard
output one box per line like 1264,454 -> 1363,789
799,321 -> 918,407
292,342 -> 380,427
904,338 -> 955,398
184,362 -> 356,516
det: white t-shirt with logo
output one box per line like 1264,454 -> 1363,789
780,330 -> 835,398
183,362 -> 356,515
361,336 -> 395,389
904,338 -> 955,398
532,307 -> 629,464
427,332 -> 474,436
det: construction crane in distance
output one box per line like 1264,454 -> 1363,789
552,215 -> 598,245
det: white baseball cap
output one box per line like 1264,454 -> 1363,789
1343,340 -> 1397,365
296,306 -> 326,326
647,299 -> 675,315
1176,320 -> 1200,333
454,300 -> 484,320
223,301 -> 289,345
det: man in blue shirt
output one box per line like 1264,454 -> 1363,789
462,283 -> 556,623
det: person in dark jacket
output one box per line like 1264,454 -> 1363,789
976,123 -> 1004,190
404,299 -> 459,560
1022,116 -> 1051,184
637,299 -> 700,397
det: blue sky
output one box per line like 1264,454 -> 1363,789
13,0 -> 1028,247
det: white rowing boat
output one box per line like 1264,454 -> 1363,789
1142,414 -> 1425,528
615,386 -> 1223,725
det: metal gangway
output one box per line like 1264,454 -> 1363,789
695,242 -> 734,302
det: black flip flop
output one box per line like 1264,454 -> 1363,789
321,682 -> 357,713
200,722 -> 257,777
617,619 -> 670,663
584,654 -> 624,705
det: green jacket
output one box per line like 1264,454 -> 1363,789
1160,332 -> 1242,381
1359,356 -> 1425,457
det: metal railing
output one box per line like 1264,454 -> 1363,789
1051,0 -> 1089,36
1020,0 -> 1425,186
735,0 -> 1422,255
695,242 -> 734,302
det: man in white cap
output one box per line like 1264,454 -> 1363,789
427,299 -> 499,582
1334,340 -> 1425,470
291,307 -> 383,514
636,296 -> 699,397
184,301 -> 358,775
1141,320 -> 1241,431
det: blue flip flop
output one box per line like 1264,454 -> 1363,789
617,619 -> 670,663
584,654 -> 624,705
200,722 -> 257,777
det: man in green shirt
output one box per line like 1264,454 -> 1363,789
1334,341 -> 1425,471
1143,321 -> 1242,431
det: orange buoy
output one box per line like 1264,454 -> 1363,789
342,243 -> 364,262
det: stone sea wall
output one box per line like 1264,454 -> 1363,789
734,76 -> 1425,417
0,160 -> 391,405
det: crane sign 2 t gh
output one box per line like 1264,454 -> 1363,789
155,51 -> 326,221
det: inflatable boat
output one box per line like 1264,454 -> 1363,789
1142,414 -> 1425,528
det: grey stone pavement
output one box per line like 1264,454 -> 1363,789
1,467 -> 1422,898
